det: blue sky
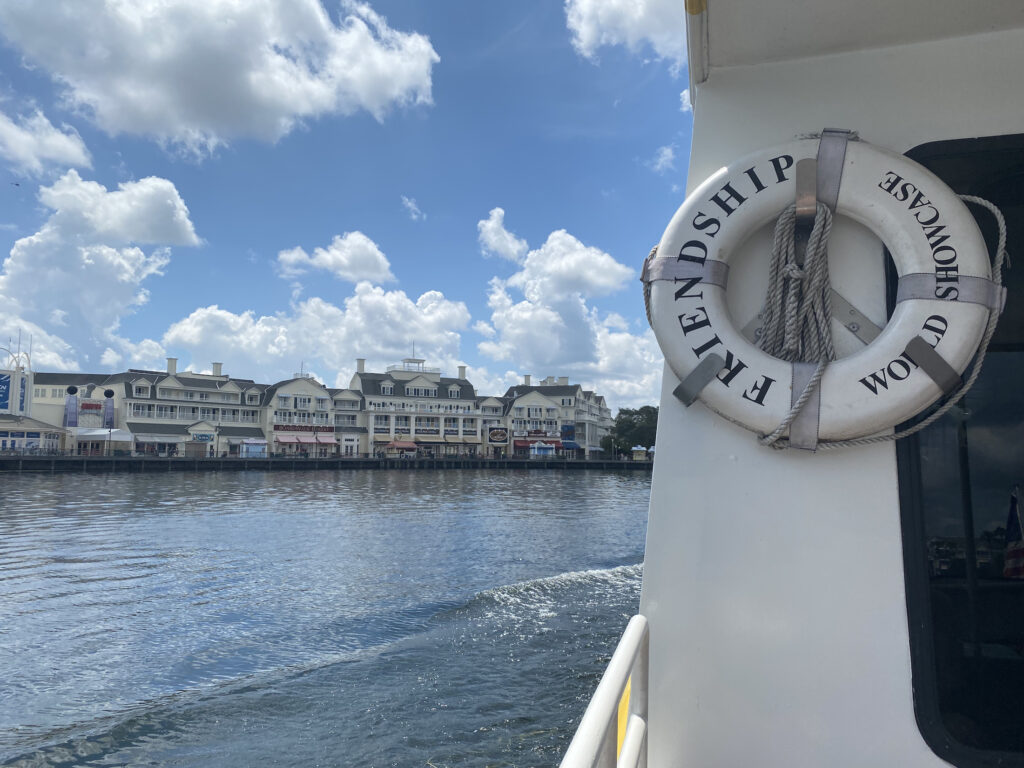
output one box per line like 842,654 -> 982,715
0,0 -> 691,410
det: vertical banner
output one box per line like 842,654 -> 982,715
18,375 -> 27,413
102,394 -> 115,429
0,373 -> 10,411
64,394 -> 79,427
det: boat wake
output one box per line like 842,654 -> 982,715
4,563 -> 643,767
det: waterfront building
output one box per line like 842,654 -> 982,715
0,414 -> 64,453
262,373 -> 366,458
502,375 -> 613,458
349,358 -> 480,458
24,357 -> 615,460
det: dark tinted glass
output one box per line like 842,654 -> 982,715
900,135 -> 1024,764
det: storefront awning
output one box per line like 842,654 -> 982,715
461,435 -> 481,443
513,440 -> 531,448
315,434 -> 336,444
445,435 -> 462,443
276,435 -> 300,443
295,434 -> 317,444
77,428 -> 133,441
387,440 -> 417,450
415,435 -> 444,443
243,438 -> 267,444
373,434 -> 392,442
562,440 -> 581,449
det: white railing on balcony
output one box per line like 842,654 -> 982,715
560,614 -> 648,768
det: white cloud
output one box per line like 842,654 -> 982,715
162,282 -> 470,386
565,0 -> 686,71
680,88 -> 692,112
476,214 -> 660,408
473,320 -> 496,338
510,230 -> 633,302
649,144 -> 675,174
277,232 -> 395,283
401,195 -> 425,221
477,207 -> 528,264
0,109 -> 91,175
0,0 -> 440,154
0,170 -> 199,370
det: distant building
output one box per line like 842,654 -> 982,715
502,375 -> 613,458
349,358 -> 480,457
23,357 -> 616,460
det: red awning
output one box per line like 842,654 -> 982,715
315,434 -> 336,444
295,434 -> 318,444
513,440 -> 530,448
276,435 -> 299,443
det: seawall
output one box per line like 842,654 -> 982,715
0,456 -> 654,475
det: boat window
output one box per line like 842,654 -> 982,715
898,134 -> 1024,766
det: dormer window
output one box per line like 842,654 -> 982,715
134,385 -> 149,397
381,384 -> 393,395
448,387 -> 461,399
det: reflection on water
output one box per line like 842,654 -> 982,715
0,469 -> 648,766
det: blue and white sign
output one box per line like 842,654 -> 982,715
0,373 -> 9,410
18,375 -> 26,413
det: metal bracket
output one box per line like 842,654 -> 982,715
904,336 -> 962,394
672,354 -> 727,406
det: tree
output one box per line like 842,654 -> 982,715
608,405 -> 658,455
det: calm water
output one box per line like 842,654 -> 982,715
0,469 -> 649,767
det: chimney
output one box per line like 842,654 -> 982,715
524,374 -> 531,386
559,376 -> 568,385
212,362 -> 223,377
167,357 -> 177,375
356,358 -> 366,373
458,365 -> 466,380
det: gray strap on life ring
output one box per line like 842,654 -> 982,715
673,353 -> 726,406
789,362 -> 822,450
784,130 -> 854,451
816,128 -> 854,213
642,257 -> 730,288
904,336 -> 963,394
896,273 -> 1006,312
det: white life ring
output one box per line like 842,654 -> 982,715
648,137 -> 996,442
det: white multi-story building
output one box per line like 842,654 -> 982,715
349,358 -> 481,457
25,358 -> 615,459
502,375 -> 613,458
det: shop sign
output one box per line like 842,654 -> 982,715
488,428 -> 508,443
192,433 -> 214,442
272,424 -> 335,432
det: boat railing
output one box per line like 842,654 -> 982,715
560,614 -> 649,768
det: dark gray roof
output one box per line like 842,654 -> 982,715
217,426 -> 266,438
502,384 -> 581,399
354,372 -> 476,399
126,421 -> 191,435
173,376 -> 223,390
33,372 -> 111,386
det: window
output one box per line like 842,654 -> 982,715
198,392 -> 210,401
248,394 -> 260,404
898,135 -> 1024,764
381,384 -> 393,395
335,414 -> 357,426
33,387 -> 43,398
295,397 -> 311,409
448,388 -> 461,399
51,388 -> 61,398
134,386 -> 149,397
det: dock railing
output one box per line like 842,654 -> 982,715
560,614 -> 649,768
